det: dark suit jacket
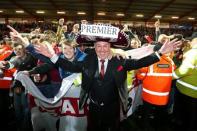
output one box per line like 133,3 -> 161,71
54,50 -> 160,116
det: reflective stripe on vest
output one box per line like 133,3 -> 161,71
140,64 -> 173,76
143,88 -> 169,96
177,80 -> 197,91
172,71 -> 179,79
0,77 -> 12,80
140,72 -> 172,76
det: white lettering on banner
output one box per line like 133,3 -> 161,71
62,100 -> 75,114
81,24 -> 120,38
39,106 -> 60,116
77,100 -> 85,114
61,98 -> 88,117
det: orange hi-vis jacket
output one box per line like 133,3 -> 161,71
136,55 -> 175,105
0,45 -> 16,89
0,68 -> 16,89
0,45 -> 13,60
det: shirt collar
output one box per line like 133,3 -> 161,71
98,57 -> 108,63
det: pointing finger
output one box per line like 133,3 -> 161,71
7,25 -> 19,34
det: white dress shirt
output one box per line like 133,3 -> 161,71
98,57 -> 108,74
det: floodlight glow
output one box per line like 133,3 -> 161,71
171,16 -> 179,19
16,10 -> 24,13
136,14 -> 144,17
188,17 -> 195,20
36,11 -> 45,14
154,15 -> 162,18
57,11 -> 65,14
97,12 -> 106,16
116,13 -> 124,16
77,12 -> 86,15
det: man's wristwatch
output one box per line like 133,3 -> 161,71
157,50 -> 163,56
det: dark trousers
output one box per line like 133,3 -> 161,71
0,89 -> 10,130
141,101 -> 169,130
14,92 -> 32,131
173,89 -> 197,131
88,101 -> 120,131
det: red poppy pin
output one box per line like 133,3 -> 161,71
117,65 -> 123,72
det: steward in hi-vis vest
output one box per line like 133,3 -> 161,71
172,36 -> 197,131
137,55 -> 175,105
0,68 -> 16,89
173,43 -> 197,98
0,44 -> 16,89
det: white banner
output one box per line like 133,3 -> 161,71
81,24 -> 120,38
126,45 -> 155,59
127,84 -> 143,117
15,72 -> 88,131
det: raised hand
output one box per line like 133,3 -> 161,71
0,61 -> 7,69
154,19 -> 160,28
7,25 -> 30,46
34,43 -> 55,58
7,25 -> 20,37
159,38 -> 182,54
59,18 -> 64,26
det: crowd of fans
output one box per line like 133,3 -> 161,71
0,18 -> 196,131
0,21 -> 195,43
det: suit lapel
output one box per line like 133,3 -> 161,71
87,54 -> 98,78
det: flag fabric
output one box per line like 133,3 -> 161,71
125,45 -> 155,59
15,72 -> 88,131
127,76 -> 143,117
